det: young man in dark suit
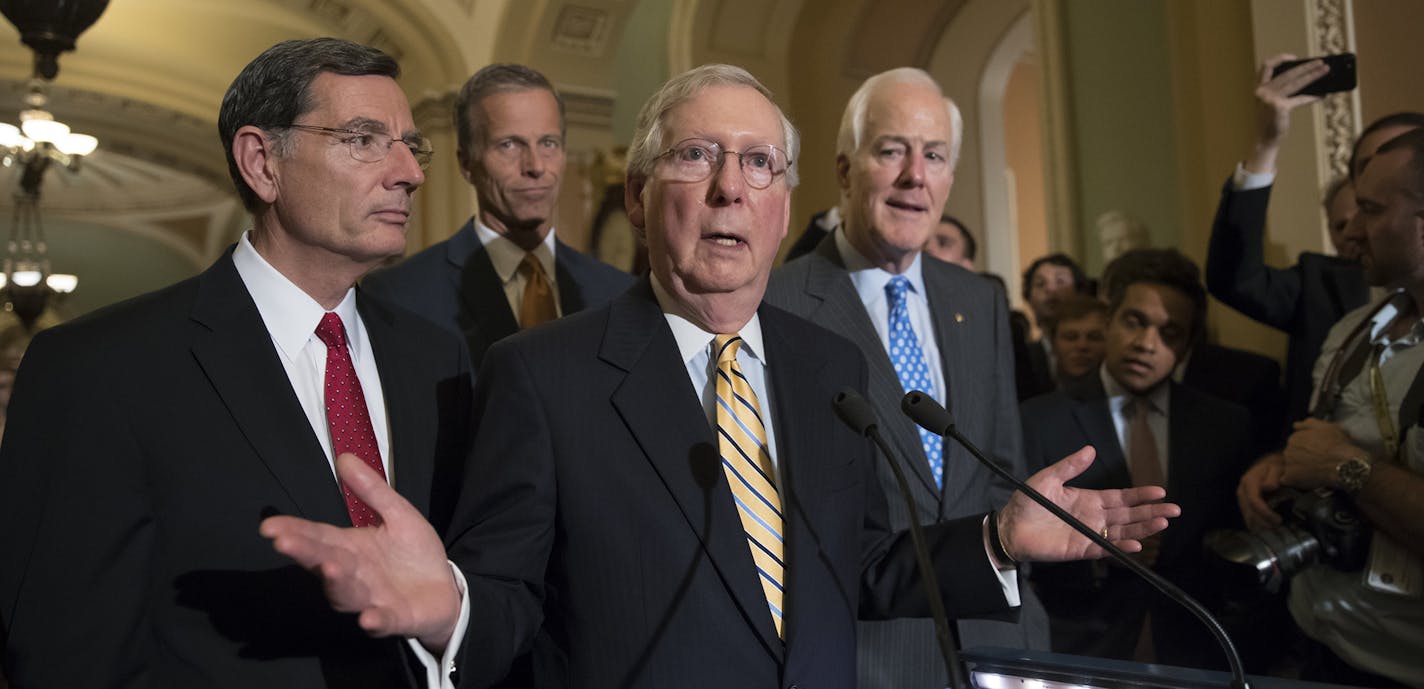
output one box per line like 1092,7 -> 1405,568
0,39 -> 471,688
362,63 -> 631,368
259,64 -> 1180,689
1022,248 -> 1254,669
766,67 -> 1048,689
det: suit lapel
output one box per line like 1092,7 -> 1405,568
923,262 -> 971,514
358,293 -> 434,517
803,240 -> 942,502
1162,383 -> 1208,562
553,239 -> 588,313
761,305 -> 840,658
188,253 -> 350,525
1064,376 -> 1131,488
456,243 -> 520,365
603,282 -> 785,660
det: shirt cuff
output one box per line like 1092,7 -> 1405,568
982,515 -> 1021,607
1232,162 -> 1275,191
406,561 -> 472,689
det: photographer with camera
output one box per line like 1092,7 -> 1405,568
1236,128 -> 1424,689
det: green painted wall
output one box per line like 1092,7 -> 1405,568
1061,0 -> 1182,275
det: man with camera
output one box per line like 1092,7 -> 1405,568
1236,128 -> 1424,688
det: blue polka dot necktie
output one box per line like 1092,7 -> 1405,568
885,276 -> 943,488
316,312 -> 387,527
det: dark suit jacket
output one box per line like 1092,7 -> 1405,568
1020,374 -> 1252,669
362,218 -> 633,368
447,280 -> 1014,689
0,251 -> 472,688
1181,342 -> 1285,457
1204,178 -> 1369,426
766,238 -> 1049,688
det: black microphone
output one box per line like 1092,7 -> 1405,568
832,389 -> 969,689
901,390 -> 1250,689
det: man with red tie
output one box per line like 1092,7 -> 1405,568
0,38 -> 470,688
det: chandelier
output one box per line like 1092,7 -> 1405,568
0,0 -> 110,329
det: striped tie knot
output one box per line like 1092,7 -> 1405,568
714,333 -> 744,365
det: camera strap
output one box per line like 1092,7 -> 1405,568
1311,297 -> 1394,420
1368,346 -> 1401,463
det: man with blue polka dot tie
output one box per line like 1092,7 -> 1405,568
767,66 -> 1049,689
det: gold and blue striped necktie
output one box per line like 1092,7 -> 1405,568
713,334 -> 785,638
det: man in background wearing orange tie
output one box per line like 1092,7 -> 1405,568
363,63 -> 630,368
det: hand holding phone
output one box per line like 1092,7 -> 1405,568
1271,53 -> 1357,97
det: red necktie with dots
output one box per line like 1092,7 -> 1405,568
315,312 -> 386,527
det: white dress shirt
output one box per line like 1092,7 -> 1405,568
232,232 -> 464,689
473,221 -> 561,325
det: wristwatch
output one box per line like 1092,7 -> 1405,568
1335,455 -> 1373,496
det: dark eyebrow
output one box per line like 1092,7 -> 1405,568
340,117 -> 389,134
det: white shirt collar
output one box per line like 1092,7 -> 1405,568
231,231 -> 364,361
473,220 -> 558,285
1367,290 -> 1424,346
650,272 -> 766,367
833,226 -> 928,306
1100,363 -> 1170,415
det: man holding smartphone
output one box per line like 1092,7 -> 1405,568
1205,53 -> 1424,436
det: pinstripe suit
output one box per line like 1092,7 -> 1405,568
766,235 -> 1050,689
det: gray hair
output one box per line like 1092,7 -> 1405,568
836,67 -> 962,169
626,63 -> 800,188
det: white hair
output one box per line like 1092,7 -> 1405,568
836,67 -> 962,169
626,63 -> 800,188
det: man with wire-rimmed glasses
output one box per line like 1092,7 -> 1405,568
1,37 -> 471,689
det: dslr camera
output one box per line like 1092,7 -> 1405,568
1206,487 -> 1372,595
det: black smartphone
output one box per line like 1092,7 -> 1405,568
1272,53 -> 1357,97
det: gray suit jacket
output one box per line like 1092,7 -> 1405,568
362,218 -> 633,369
766,236 -> 1049,689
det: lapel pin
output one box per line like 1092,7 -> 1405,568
954,313 -> 965,323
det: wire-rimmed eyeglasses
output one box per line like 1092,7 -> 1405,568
278,124 -> 434,170
654,138 -> 790,189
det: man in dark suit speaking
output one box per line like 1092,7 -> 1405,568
260,64 -> 1180,689
766,68 -> 1048,689
0,39 -> 471,688
363,63 -> 631,368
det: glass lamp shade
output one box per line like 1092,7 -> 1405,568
20,116 -> 69,144
55,133 -> 97,156
45,273 -> 77,293
0,273 -> 6,289
10,269 -> 42,287
0,122 -> 23,148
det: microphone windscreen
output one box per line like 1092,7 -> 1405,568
832,388 -> 878,436
901,390 -> 955,435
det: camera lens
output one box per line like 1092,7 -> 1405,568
1205,526 -> 1320,595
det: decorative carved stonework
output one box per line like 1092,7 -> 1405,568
412,89 -> 457,133
272,0 -> 403,59
1313,0 -> 1354,179
551,5 -> 612,57
560,87 -> 615,130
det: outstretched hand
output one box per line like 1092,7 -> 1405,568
260,453 -> 461,652
998,445 -> 1179,562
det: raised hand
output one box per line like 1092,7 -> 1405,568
1246,53 -> 1329,174
260,453 -> 461,652
998,445 -> 1180,562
